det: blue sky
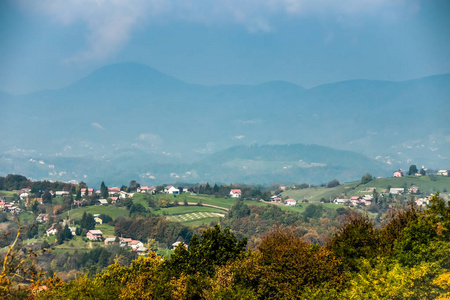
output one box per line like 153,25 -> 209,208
1,0 -> 449,95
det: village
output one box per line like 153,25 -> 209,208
0,167 -> 449,259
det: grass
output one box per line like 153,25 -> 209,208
282,182 -> 360,203
132,193 -> 150,208
53,236 -> 93,253
96,224 -> 115,237
67,205 -> 129,220
180,217 -> 220,227
18,212 -> 35,223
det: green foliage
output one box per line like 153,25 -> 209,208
56,224 -> 73,245
228,200 -> 250,219
326,213 -> 379,271
326,179 -> 340,188
80,212 -> 96,231
98,214 -> 113,224
165,224 -> 247,277
129,203 -> 147,216
409,164 -> 419,175
361,173 -> 373,184
302,204 -> 324,221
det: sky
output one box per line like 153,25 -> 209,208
0,0 -> 449,95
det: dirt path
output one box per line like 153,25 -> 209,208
89,242 -> 93,249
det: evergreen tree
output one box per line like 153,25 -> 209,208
42,189 -> 52,204
100,181 -> 108,199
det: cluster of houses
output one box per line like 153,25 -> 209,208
0,196 -> 21,214
104,236 -> 148,256
394,169 -> 449,177
333,195 -> 374,206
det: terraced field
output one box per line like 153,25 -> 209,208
167,212 -> 225,223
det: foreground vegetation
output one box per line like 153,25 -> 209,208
0,194 -> 449,299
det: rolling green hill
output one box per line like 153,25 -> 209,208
282,175 -> 450,202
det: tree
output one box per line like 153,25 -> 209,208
100,181 -> 108,199
129,203 -> 147,216
420,168 -> 426,176
327,179 -> 340,188
409,165 -> 418,175
128,180 -> 139,192
302,204 -> 324,221
361,173 -> 373,184
56,224 -> 73,245
165,225 -> 247,277
42,189 -> 52,204
145,238 -> 158,252
75,189 -> 81,200
80,212 -> 96,231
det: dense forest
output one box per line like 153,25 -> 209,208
1,194 -> 449,299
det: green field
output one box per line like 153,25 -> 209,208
96,224 -> 115,236
180,217 -> 220,227
54,236 -> 92,252
67,205 -> 129,220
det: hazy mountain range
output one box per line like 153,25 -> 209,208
1,63 -> 449,186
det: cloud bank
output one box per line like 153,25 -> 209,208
21,0 -> 419,62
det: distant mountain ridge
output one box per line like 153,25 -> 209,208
1,62 -> 449,185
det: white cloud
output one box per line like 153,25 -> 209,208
234,135 -> 246,140
91,122 -> 105,130
138,132 -> 159,141
21,0 -> 419,61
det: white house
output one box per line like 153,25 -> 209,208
285,198 -> 297,206
164,185 -> 179,194
415,198 -> 429,207
98,199 -> 108,205
136,246 -> 148,256
230,189 -> 242,198
46,225 -> 57,237
119,191 -> 130,199
390,188 -> 404,195
437,170 -> 449,176
55,191 -> 70,197
172,241 -> 188,249
334,197 -> 347,205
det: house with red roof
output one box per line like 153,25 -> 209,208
86,230 -> 103,241
120,237 -> 133,247
108,187 -> 121,196
130,240 -> 144,250
393,170 -> 403,177
285,198 -> 297,206
81,188 -> 93,196
230,189 -> 242,198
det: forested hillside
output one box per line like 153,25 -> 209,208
1,194 -> 450,299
